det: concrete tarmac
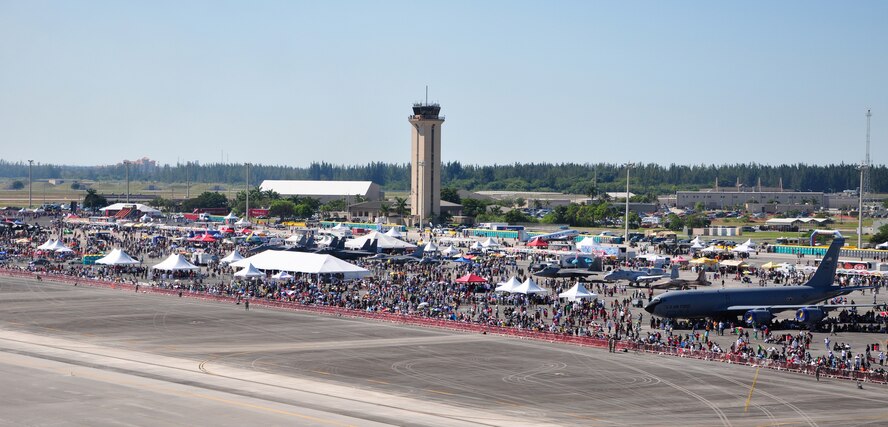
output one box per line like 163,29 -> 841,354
0,276 -> 886,426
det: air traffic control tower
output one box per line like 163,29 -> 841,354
409,102 -> 444,225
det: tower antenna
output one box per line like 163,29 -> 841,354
425,85 -> 428,105
864,109 -> 872,195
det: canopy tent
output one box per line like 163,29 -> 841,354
98,203 -> 162,215
424,241 -> 440,252
231,250 -> 369,278
345,231 -> 415,250
271,270 -> 294,280
470,241 -> 483,250
223,212 -> 239,220
384,227 -> 403,238
526,238 -> 548,248
511,278 -> 547,295
95,248 -> 141,266
558,283 -> 598,301
690,237 -> 704,249
760,261 -> 780,270
740,239 -> 756,248
689,257 -> 718,265
234,218 -> 252,227
700,245 -> 725,254
672,255 -> 690,263
440,246 -> 460,257
285,234 -> 304,243
494,277 -> 522,292
152,254 -> 200,271
45,240 -> 73,253
480,237 -> 500,248
452,257 -> 473,264
576,236 -> 597,250
37,239 -> 56,250
454,273 -> 487,283
233,262 -> 266,278
719,259 -> 748,268
220,250 -> 245,264
190,233 -> 217,243
731,244 -> 752,253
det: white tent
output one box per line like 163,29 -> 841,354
285,234 -> 304,243
700,245 -> 724,254
223,212 -> 238,220
511,278 -> 547,295
690,237 -> 704,250
424,241 -> 439,252
231,250 -> 370,278
37,239 -> 56,250
98,203 -> 162,215
152,254 -> 200,271
235,218 -> 252,227
577,236 -> 601,253
470,241 -> 483,250
558,283 -> 598,301
440,245 -> 460,257
271,271 -> 294,280
384,227 -> 403,238
220,250 -> 245,264
95,248 -> 141,266
46,240 -> 73,253
233,262 -> 265,278
731,244 -> 752,253
494,277 -> 522,292
481,237 -> 500,248
345,231 -> 416,250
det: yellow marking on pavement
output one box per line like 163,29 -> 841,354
184,392 -> 357,427
365,379 -> 388,384
311,370 -> 331,375
745,366 -> 760,413
425,389 -> 455,396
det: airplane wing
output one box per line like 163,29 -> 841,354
728,303 -> 884,311
636,274 -> 664,283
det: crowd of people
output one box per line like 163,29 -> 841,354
2,213 -> 887,381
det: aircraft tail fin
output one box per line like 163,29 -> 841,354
805,236 -> 844,289
368,238 -> 378,253
412,246 -> 424,258
697,268 -> 707,284
360,239 -> 371,251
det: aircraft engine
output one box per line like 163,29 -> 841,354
795,307 -> 826,324
744,309 -> 774,325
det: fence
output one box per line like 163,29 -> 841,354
1,267 -> 885,385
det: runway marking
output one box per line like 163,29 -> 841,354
745,367 -> 760,413
198,360 -> 212,374
425,389 -> 455,396
183,392 -> 358,427
311,370 -> 331,376
365,379 -> 388,384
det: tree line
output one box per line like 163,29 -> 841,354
1,159 -> 883,195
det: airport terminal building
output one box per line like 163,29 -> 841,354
676,190 -> 826,210
259,180 -> 382,203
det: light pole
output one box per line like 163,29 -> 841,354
124,161 -> 131,204
858,162 -> 866,248
42,182 -> 46,206
245,163 -> 251,223
27,160 -> 34,209
624,162 -> 635,242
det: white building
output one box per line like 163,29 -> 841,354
259,180 -> 381,203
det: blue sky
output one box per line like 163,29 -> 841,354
1,1 -> 885,167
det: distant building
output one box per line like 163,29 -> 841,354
676,190 -> 825,210
259,180 -> 381,203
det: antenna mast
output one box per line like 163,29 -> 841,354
864,109 -> 872,195
425,85 -> 428,105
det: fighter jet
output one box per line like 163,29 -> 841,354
603,267 -> 670,285
649,267 -> 709,289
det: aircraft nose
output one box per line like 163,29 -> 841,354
644,300 -> 659,314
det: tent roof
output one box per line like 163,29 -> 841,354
345,231 -> 416,250
455,273 -> 487,283
231,250 -> 369,277
233,262 -> 265,278
99,203 -> 161,214
481,237 -> 500,247
152,254 -> 200,271
558,283 -> 598,301
424,241 -> 439,251
220,250 -> 245,264
512,278 -> 547,295
494,277 -> 522,292
95,248 -> 140,265
384,227 -> 403,238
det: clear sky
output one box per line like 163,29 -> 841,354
1,1 -> 886,167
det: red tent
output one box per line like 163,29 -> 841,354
527,238 -> 548,247
198,234 -> 217,242
455,273 -> 487,283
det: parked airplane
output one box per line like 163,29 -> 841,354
532,265 -> 603,279
529,229 -> 580,242
604,267 -> 671,285
649,267 -> 709,289
367,246 -> 425,263
644,231 -> 873,325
